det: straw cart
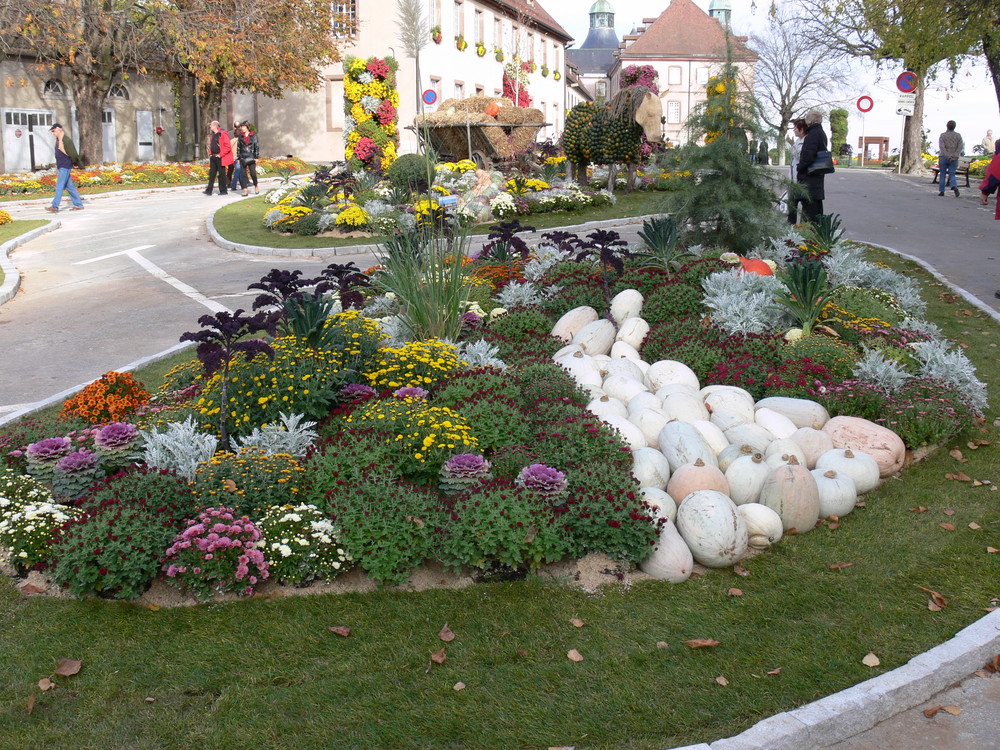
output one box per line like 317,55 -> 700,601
413,96 -> 546,169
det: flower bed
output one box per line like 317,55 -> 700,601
0,220 -> 986,603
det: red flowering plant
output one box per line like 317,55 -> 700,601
367,57 -> 391,80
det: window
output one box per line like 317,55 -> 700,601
454,1 -> 463,37
542,40 -> 548,65
494,18 -> 502,47
668,66 -> 682,85
332,0 -> 357,37
667,101 -> 681,124
475,10 -> 483,44
696,67 -> 709,84
475,84 -> 484,96
102,110 -> 114,124
108,84 -> 129,100
454,81 -> 465,98
430,76 -> 442,99
596,81 -> 607,97
527,33 -> 534,62
43,79 -> 66,96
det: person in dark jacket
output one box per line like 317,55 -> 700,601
204,120 -> 232,196
795,109 -> 829,222
237,121 -> 260,196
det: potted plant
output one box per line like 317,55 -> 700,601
540,64 -> 549,77
528,60 -> 537,73
553,70 -> 561,81
456,35 -> 468,51
431,25 -> 442,44
475,42 -> 486,57
494,47 -> 504,62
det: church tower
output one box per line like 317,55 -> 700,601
567,0 -> 620,99
708,0 -> 732,27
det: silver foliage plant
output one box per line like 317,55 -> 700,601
851,349 -> 911,395
457,339 -> 507,370
701,269 -> 793,335
140,417 -> 218,481
522,243 -> 572,282
911,340 -> 988,414
237,413 -> 319,458
495,281 -> 547,308
823,247 -> 927,319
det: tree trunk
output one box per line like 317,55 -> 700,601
984,28 -> 1000,114
899,70 -> 927,174
68,75 -> 106,166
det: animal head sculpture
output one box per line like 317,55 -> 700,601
634,91 -> 663,142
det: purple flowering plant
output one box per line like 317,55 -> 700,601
162,506 -> 269,601
516,463 -> 568,496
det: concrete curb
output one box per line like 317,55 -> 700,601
0,219 -> 60,305
666,608 -> 1000,750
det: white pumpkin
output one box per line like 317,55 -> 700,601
609,288 -> 644,325
717,443 -> 755,472
640,487 -> 676,523
551,306 -> 598,343
725,452 -> 770,506
601,414 -> 647,450
587,395 -> 628,419
723,422 -> 775,455
579,384 -> 606,400
738,503 -> 784,549
630,408 -> 672,449
632,447 -> 671,490
703,387 -> 756,423
639,518 -> 692,582
627,391 -> 663,417
758,459 -> 820,534
658,421 -> 718,472
661,392 -> 710,424
552,343 -> 584,360
709,407 -> 752,432
667,458 -> 730,506
615,317 -> 650,350
572,319 -> 617,356
645,360 -> 700,391
755,396 -> 831,429
789,427 -> 834,469
815,448 -> 880,494
764,438 -> 808,467
691,420 -> 729,456
654,383 -> 700,400
811,469 -> 858,518
676,490 -> 749,568
754,407 -> 798,440
603,358 -> 645,383
609,340 -> 642,360
555,351 -> 603,388
602,374 -> 648,404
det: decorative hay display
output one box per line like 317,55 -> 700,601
415,96 -> 545,167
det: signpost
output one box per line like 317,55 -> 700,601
896,71 -> 918,93
895,92 -> 916,116
894,71 -> 918,174
421,89 -> 437,106
856,96 -> 873,167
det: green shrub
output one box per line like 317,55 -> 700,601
513,362 -> 588,408
784,335 -> 859,380
192,448 -> 306,519
387,153 -> 433,192
642,280 -> 706,320
447,394 -> 533,453
824,285 -> 905,327
878,377 -> 980,447
486,307 -> 555,342
434,367 -> 522,405
293,213 -> 323,236
299,428 -> 404,508
84,466 -> 199,520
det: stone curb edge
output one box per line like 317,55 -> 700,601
0,219 -> 60,305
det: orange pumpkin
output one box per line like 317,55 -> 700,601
738,257 -> 773,275
485,102 -> 500,117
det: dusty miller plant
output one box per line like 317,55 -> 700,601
140,417 -> 219,481
237,413 -> 319,458
495,281 -> 547,308
521,244 -> 572,282
851,349 -> 911,395
900,317 -> 942,340
823,248 -> 927,320
457,340 -> 507,370
911,340 -> 988,414
701,269 -> 793,335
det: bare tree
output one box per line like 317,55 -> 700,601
749,3 -> 854,166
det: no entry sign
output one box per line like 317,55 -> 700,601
856,96 -> 874,113
896,71 -> 917,93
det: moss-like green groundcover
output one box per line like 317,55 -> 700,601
0,246 -> 998,750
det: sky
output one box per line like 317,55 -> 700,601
538,0 -> 999,156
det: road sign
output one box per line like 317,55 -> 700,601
896,92 -> 915,116
896,71 -> 918,93
421,89 -> 437,106
856,95 -> 874,113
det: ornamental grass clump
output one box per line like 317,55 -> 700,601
60,371 -> 151,424
0,501 -> 81,572
162,507 -> 269,600
192,448 -> 305,519
257,503 -> 351,585
439,453 -> 493,494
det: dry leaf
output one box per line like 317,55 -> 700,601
727,588 -> 744,597
145,697 -> 156,703
733,564 -> 749,577
715,675 -> 728,686
928,599 -> 943,612
516,649 -> 529,658
566,649 -> 584,662
923,705 -> 941,718
19,583 -> 45,595
827,522 -> 841,530
856,501 -> 866,507
453,682 -> 466,691
976,670 -> 989,678
655,641 -> 669,649
862,652 -> 881,667
909,507 -> 928,513
37,678 -> 54,691
146,604 -> 161,611
683,638 -> 721,649
26,693 -> 34,715
569,618 -> 585,628
328,626 -> 351,637
972,481 -> 984,487
53,658 -> 81,677
430,648 -> 447,664
987,547 -> 999,553
942,509 -> 956,516
916,585 -> 948,609
968,522 -> 982,530
439,623 -> 456,642
939,523 -> 957,531
947,472 -> 972,482
767,667 -> 781,675
949,449 -> 966,462
942,705 -> 963,715
830,562 -> 853,570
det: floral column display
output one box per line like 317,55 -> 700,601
502,59 -> 531,107
343,56 -> 400,173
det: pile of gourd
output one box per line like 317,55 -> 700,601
551,289 -> 906,584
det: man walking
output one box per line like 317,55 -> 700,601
46,123 -> 84,213
938,120 -> 964,197
204,121 -> 232,196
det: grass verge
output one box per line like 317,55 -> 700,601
212,191 -> 667,250
0,243 -> 998,749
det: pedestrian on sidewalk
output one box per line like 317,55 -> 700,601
204,121 -> 232,196
978,139 -> 1000,220
796,109 -> 829,222
236,121 -> 260,196
787,118 -> 807,224
980,129 -> 994,156
227,119 -> 242,191
46,124 -> 84,213
938,120 -> 964,197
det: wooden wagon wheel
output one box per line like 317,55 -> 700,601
472,150 -> 491,170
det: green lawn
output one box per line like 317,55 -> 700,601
0,245 -> 998,749
213,191 -> 668,250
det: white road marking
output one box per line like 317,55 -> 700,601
74,245 -> 231,313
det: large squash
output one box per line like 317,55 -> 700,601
551,306 -> 598,342
821,416 -> 905,478
758,458 -> 820,533
676,490 -> 749,568
667,458 -> 730,506
639,519 -> 693,582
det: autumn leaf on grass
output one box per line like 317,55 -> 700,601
438,623 -> 456,642
430,648 -> 447,665
829,562 -> 853,570
942,509 -> 956,516
453,682 -> 466,691
733,564 -> 749,577
53,659 -> 81,677
969,522 -> 982,530
987,547 -> 999,554
37,678 -> 55,691
328,626 -> 351,637
939,523 -> 957,531
683,638 -> 720,649
949,448 -> 967,462
945,472 -> 972,482
19,583 -> 45,595
909,507 -> 928,513
727,588 -> 744,596
566,649 -> 584,662
767,667 -> 782,675
715,675 -> 728,686
862,652 -> 880,667
917,586 -> 948,611
569,618 -> 585,628
26,693 -> 34,715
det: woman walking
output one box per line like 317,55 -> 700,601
227,120 -> 242,191
237,122 -> 260,196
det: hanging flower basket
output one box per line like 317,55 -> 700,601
528,60 -> 537,73
494,48 -> 505,62
456,35 -> 468,51
553,70 -> 562,81
431,26 -> 442,44
540,65 -> 549,77
476,43 -> 486,57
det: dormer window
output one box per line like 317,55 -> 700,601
43,79 -> 66,96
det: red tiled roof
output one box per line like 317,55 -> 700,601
482,0 -> 573,43
618,0 -> 756,60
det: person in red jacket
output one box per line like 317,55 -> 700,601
204,120 -> 233,196
979,139 -> 1000,220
